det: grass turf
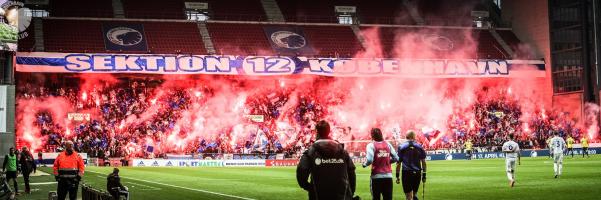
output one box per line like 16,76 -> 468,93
13,155 -> 601,200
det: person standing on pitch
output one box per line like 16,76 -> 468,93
395,131 -> 427,200
19,146 -> 36,194
580,137 -> 589,158
363,128 -> 399,200
464,140 -> 473,160
502,134 -> 520,187
297,120 -> 357,200
566,135 -> 575,158
546,137 -> 552,159
550,131 -> 566,178
2,147 -> 19,196
53,141 -> 85,200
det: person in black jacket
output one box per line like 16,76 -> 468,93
19,146 -> 36,194
107,168 -> 128,200
296,120 -> 356,200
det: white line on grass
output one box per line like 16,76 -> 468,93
87,170 -> 256,200
28,182 -> 57,186
125,181 -> 161,190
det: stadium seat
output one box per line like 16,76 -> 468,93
418,0 -> 482,26
302,26 -> 363,57
207,22 -> 362,57
122,0 -> 186,19
49,0 -> 113,18
196,0 -> 267,21
361,26 -> 508,59
276,0 -> 339,23
354,0 -> 415,25
496,30 -> 523,55
207,23 -> 275,56
42,19 -> 206,54
475,30 -> 507,59
122,0 -> 266,21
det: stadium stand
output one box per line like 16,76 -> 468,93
302,25 -> 363,57
363,26 -> 507,59
354,0 -> 415,25
207,23 -> 274,56
496,30 -> 522,51
417,0 -> 483,26
198,0 -> 267,21
207,23 -> 362,57
43,19 -> 106,53
475,30 -> 507,59
122,0 -> 186,19
43,19 -> 206,54
121,0 -> 267,21
49,0 -> 114,18
276,0 -> 339,23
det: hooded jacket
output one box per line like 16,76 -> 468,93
296,139 -> 356,200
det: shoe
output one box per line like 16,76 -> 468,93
510,180 -> 515,188
554,175 -> 558,179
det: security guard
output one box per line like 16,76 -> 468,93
581,137 -> 589,158
566,136 -> 575,158
296,120 -> 357,200
465,140 -> 473,160
53,141 -> 85,200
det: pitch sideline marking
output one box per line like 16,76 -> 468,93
87,170 -> 256,200
125,181 -> 162,190
28,182 -> 57,186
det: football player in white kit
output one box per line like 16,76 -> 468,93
502,134 -> 521,187
549,131 -> 566,178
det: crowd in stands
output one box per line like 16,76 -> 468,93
16,77 -> 592,159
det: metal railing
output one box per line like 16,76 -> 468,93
81,184 -> 113,200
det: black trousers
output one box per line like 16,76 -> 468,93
402,171 -> 422,194
371,178 -> 393,200
57,178 -> 78,200
22,171 -> 31,192
583,147 -> 589,157
5,171 -> 17,193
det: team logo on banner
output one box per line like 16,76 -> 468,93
106,27 -> 143,46
422,34 -> 454,51
102,24 -> 148,51
264,26 -> 314,55
270,31 -> 306,49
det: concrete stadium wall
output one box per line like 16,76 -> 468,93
0,85 -> 15,167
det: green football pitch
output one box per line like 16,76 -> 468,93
15,155 -> 601,200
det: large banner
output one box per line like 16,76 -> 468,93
131,159 -> 265,167
102,23 -> 148,51
132,159 -> 224,167
0,85 -> 6,132
426,148 -> 601,161
16,52 -> 546,78
264,26 -> 315,55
